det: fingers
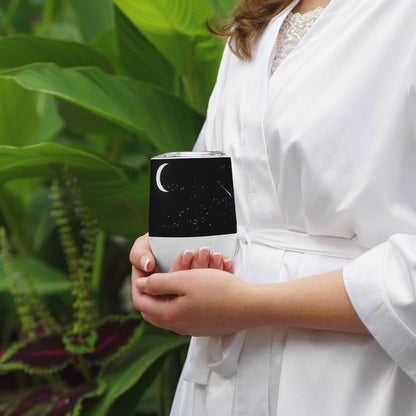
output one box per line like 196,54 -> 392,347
196,248 -> 234,273
136,272 -> 186,297
182,246 -> 234,272
209,251 -> 223,270
169,249 -> 194,273
223,256 -> 234,274
168,247 -> 235,273
190,246 -> 211,269
129,233 -> 156,274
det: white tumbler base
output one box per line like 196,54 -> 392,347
149,234 -> 237,273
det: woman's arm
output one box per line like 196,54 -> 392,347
133,267 -> 369,337
259,270 -> 369,335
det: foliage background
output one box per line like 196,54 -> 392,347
0,0 -> 236,414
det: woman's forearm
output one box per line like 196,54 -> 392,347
248,270 -> 370,335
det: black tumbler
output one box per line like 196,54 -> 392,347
149,151 -> 237,272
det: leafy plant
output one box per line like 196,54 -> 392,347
0,0 -> 236,414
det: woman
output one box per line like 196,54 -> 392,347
130,0 -> 416,414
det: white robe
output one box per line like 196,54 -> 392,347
171,0 -> 416,414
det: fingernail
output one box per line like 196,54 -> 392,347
141,256 -> 150,273
198,246 -> 210,263
223,257 -> 232,268
212,251 -> 222,267
182,249 -> 194,266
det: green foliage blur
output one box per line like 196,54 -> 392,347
0,0 -> 236,414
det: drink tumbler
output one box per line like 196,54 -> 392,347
148,151 -> 237,272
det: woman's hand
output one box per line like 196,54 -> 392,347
131,237 -> 369,336
133,268 -> 251,336
170,246 -> 234,273
130,233 -> 158,277
130,234 -> 236,335
129,233 -> 234,275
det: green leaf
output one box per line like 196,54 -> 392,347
0,256 -> 72,294
113,0 -> 215,71
0,63 -> 203,152
113,0 -> 224,114
0,179 -> 46,256
207,0 -> 237,17
0,78 -> 38,146
115,6 -> 175,93
69,0 -> 114,42
36,94 -> 64,142
108,359 -> 164,416
0,143 -> 149,237
0,0 -> 31,36
29,184 -> 56,253
40,0 -> 67,27
56,99 -> 131,138
0,35 -> 113,73
62,330 -> 98,355
90,334 -> 189,415
90,27 -> 122,73
34,12 -> 84,43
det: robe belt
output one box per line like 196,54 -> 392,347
183,226 -> 368,386
235,225 -> 368,259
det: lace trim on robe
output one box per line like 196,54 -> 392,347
270,7 -> 324,75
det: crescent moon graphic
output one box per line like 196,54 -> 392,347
156,163 -> 169,193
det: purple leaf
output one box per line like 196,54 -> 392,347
46,383 -> 102,416
9,388 -> 57,416
0,335 -> 71,374
0,403 -> 14,416
84,315 -> 142,364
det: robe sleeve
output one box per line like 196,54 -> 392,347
343,233 -> 416,382
343,46 -> 416,382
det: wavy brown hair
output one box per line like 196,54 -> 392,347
208,0 -> 294,61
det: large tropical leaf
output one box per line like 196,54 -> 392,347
0,143 -> 149,237
0,35 -> 126,138
207,0 -> 237,17
114,7 -> 175,93
107,362 -> 163,416
90,27 -> 121,73
37,94 -> 64,142
0,0 -> 32,36
113,0 -> 224,114
56,100 -> 132,138
112,0 -> 216,72
87,334 -> 189,415
0,63 -> 203,152
0,78 -> 38,146
0,256 -> 72,294
69,0 -> 114,42
0,35 -> 113,72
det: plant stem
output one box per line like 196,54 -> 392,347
92,230 -> 105,292
42,0 -> 55,26
73,355 -> 92,383
80,355 -> 93,382
109,136 -> 122,162
2,0 -> 22,35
